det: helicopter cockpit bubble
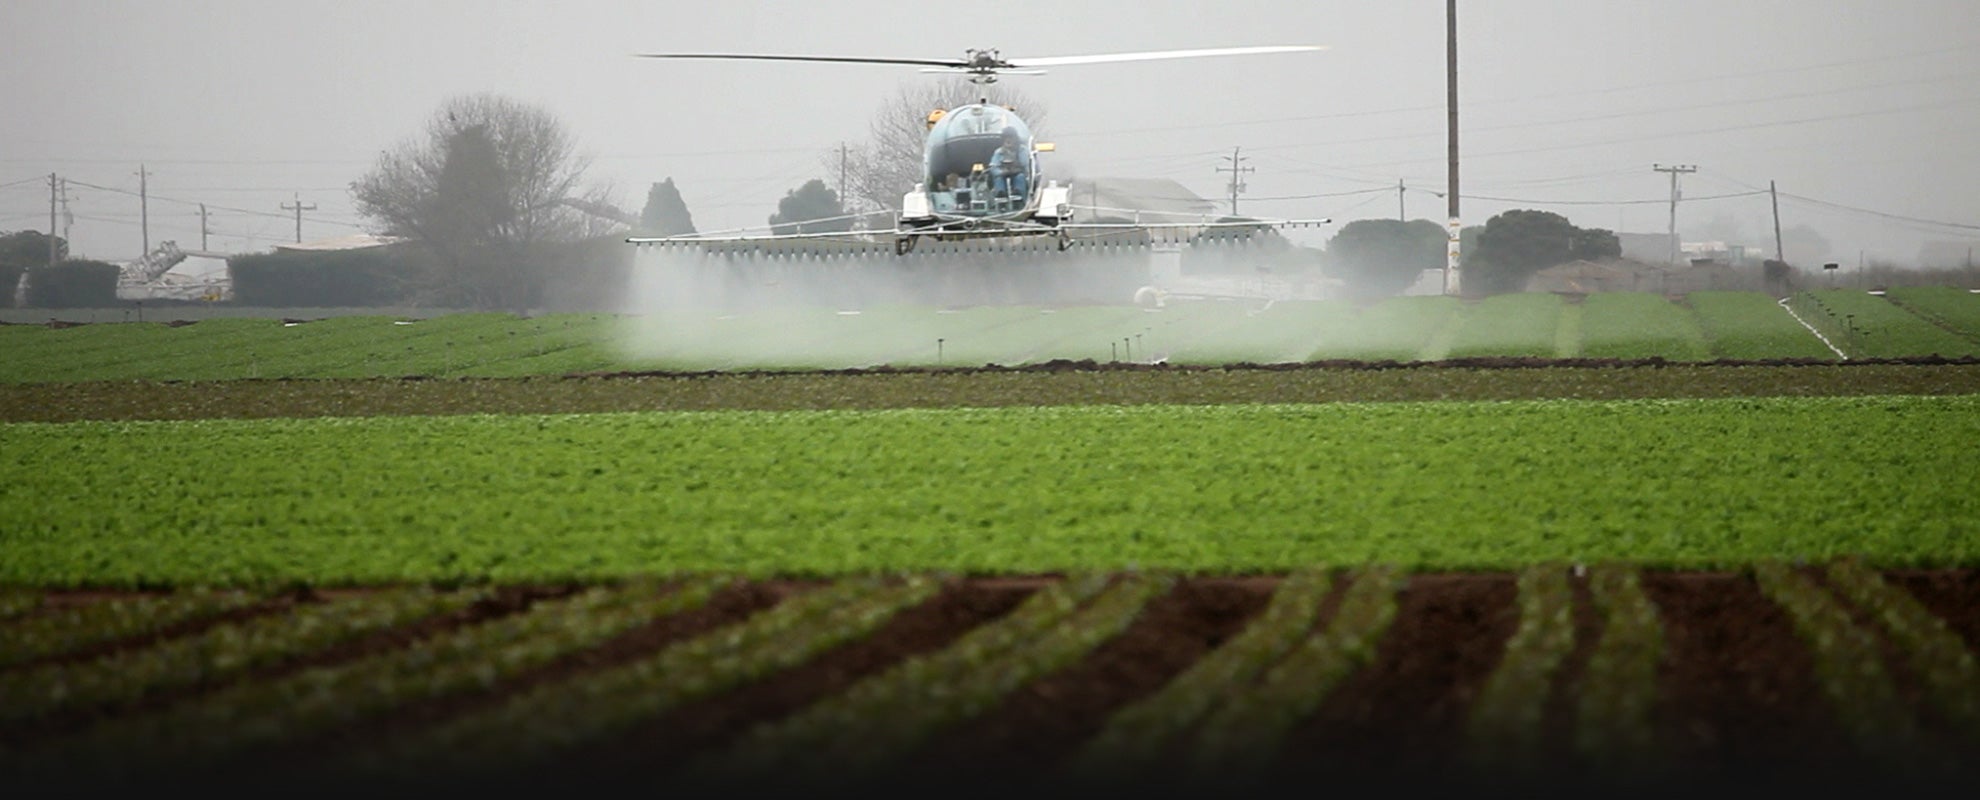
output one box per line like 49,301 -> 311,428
923,104 -> 1035,212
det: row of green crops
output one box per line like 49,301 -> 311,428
15,290 -> 1975,384
5,562 -> 1971,787
1789,289 -> 1980,360
1886,286 -> 1980,339
4,394 -> 1976,586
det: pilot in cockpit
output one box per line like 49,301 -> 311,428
988,127 -> 1029,208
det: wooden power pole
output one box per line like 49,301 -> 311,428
1653,163 -> 1697,264
280,193 -> 317,243
1445,0 -> 1461,295
1769,180 -> 1784,262
1217,147 -> 1253,216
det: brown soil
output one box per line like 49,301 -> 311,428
7,569 -> 1978,798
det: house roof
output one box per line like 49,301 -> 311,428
1068,177 -> 1219,222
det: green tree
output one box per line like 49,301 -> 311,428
0,230 -> 66,307
639,178 -> 696,236
0,230 -> 66,269
767,179 -> 852,235
1465,209 -> 1620,295
1324,219 -> 1447,298
351,93 -> 606,310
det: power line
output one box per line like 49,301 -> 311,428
1333,94 -> 1980,172
1702,173 -> 1980,233
59,179 -> 364,228
1418,189 -> 1765,206
1778,192 -> 1980,232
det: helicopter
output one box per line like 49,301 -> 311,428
627,45 -> 1332,254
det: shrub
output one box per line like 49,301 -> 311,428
228,247 -> 415,307
25,260 -> 120,308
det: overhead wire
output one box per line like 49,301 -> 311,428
62,178 -> 365,229
1702,173 -> 1980,233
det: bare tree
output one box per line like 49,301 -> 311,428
833,79 -> 1050,219
351,93 -> 613,309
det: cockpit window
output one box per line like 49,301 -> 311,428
924,105 -> 1032,194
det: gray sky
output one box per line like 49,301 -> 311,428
4,0 -> 1978,266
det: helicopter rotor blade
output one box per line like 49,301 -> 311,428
918,68 -> 1048,76
635,53 -> 967,69
1005,45 -> 1324,68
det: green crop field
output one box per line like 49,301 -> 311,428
5,289 -> 1978,793
16,289 -> 1963,383
5,394 -> 1974,586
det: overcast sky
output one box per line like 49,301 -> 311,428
4,0 -> 1977,266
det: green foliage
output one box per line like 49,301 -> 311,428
0,229 -> 66,270
1325,219 -> 1447,298
1445,292 -> 1563,358
1687,291 -> 1836,360
0,263 -> 23,308
227,248 -> 416,307
1467,210 -> 1620,295
0,229 -> 61,307
767,179 -> 851,235
1314,294 -> 1461,361
1886,286 -> 1980,341
1579,292 -> 1712,360
25,259 -> 119,308
638,178 -> 696,236
1794,289 -> 1980,359
4,395 -> 1978,585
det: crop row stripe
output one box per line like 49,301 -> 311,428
342,575 -> 933,776
692,572 -> 1120,778
1187,564 -> 1407,775
1464,563 -> 1577,772
1070,568 -> 1334,773
0,590 -> 41,621
1751,562 -> 1932,775
1823,558 -> 1980,743
1573,565 -> 1665,773
0,590 -> 262,671
0,586 -> 485,727
12,578 -> 719,780
821,573 -> 1174,776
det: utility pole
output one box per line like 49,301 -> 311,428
1216,147 -> 1252,216
135,164 -> 151,255
1445,0 -> 1461,295
48,173 -> 59,266
58,178 -> 72,245
198,203 -> 210,251
1398,179 -> 1406,221
1769,180 -> 1784,262
280,193 -> 316,243
1653,163 -> 1696,264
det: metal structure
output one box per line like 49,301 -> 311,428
629,45 -> 1332,307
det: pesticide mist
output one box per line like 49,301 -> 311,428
609,238 -> 1445,370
